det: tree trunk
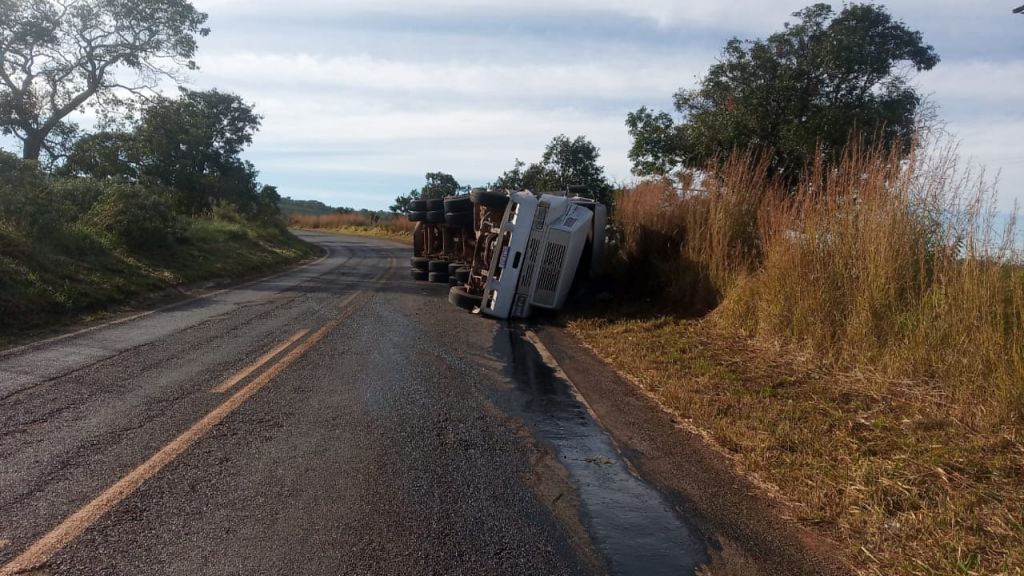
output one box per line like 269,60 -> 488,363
22,132 -> 44,161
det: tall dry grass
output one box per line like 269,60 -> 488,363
614,141 -> 1024,423
288,212 -> 416,239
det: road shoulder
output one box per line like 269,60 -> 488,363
532,324 -> 851,576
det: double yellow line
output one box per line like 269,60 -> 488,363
0,260 -> 393,576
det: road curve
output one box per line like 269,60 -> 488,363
0,231 -> 693,575
0,231 -> 844,576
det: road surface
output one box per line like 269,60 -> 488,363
0,231 -> 845,576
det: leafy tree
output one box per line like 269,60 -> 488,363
627,3 -> 939,182
64,131 -> 140,179
419,171 -> 464,199
540,134 -> 613,203
389,188 -> 419,214
0,0 -> 209,161
389,172 -> 465,213
67,89 -> 264,214
494,135 -> 614,205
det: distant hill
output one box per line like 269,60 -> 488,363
277,197 -> 340,216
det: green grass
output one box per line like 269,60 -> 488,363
0,218 -> 316,341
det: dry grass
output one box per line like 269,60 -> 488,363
587,141 -> 1024,575
288,212 -> 415,244
570,314 -> 1024,575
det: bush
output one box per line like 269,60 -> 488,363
83,183 -> 183,252
0,153 -> 108,239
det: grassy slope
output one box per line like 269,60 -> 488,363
0,219 -> 316,341
569,308 -> 1024,576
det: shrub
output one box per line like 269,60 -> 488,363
0,153 -> 108,239
83,183 -> 183,252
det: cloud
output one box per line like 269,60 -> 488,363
175,0 -> 1024,211
196,51 -> 700,104
919,60 -> 1024,110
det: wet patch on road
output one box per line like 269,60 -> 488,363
489,323 -> 710,576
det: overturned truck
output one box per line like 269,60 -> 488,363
408,187 -> 607,319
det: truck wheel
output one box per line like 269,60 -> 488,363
443,195 -> 472,212
470,189 -> 509,209
411,269 -> 429,281
426,198 -> 444,211
447,262 -> 461,275
448,275 -> 459,286
428,272 -> 449,283
448,286 -> 483,310
428,260 -> 448,273
426,210 -> 445,224
454,268 -> 471,283
444,211 -> 473,227
408,210 -> 426,222
410,199 -> 428,211
411,257 -> 430,271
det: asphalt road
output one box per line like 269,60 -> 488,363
0,229 -> 704,573
0,231 -> 846,576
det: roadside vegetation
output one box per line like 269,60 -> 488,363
574,142 -> 1023,574
0,151 -> 314,340
0,0 -> 314,340
570,4 -> 1024,575
288,211 -> 415,244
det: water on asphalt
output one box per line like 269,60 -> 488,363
489,323 -> 709,576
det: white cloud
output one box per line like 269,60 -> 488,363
197,52 -> 698,102
177,0 -> 1024,211
919,60 -> 1024,108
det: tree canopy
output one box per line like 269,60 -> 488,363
66,89 -> 268,215
626,3 -> 939,182
493,134 -> 614,205
0,0 -> 209,161
389,172 -> 465,213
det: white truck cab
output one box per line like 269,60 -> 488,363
480,192 -> 595,319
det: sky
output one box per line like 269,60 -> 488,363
10,1 -> 1024,211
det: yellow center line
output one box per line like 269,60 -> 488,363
0,259 -> 394,576
210,329 -> 309,393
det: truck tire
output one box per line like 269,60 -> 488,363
411,269 -> 429,281
410,199 -> 428,211
411,256 -> 430,271
471,188 -> 510,209
426,198 -> 444,211
454,267 -> 471,283
448,286 -> 483,310
449,275 -> 459,286
428,260 -> 448,273
428,271 -> 449,283
445,211 -> 473,227
447,262 -> 461,275
443,195 -> 472,213
408,210 -> 426,222
426,210 -> 445,224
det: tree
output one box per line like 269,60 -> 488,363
0,0 -> 209,161
390,172 -> 465,213
67,89 -> 264,214
627,3 -> 939,182
389,188 -> 419,214
493,135 -> 614,205
540,134 -> 613,203
419,171 -> 464,199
